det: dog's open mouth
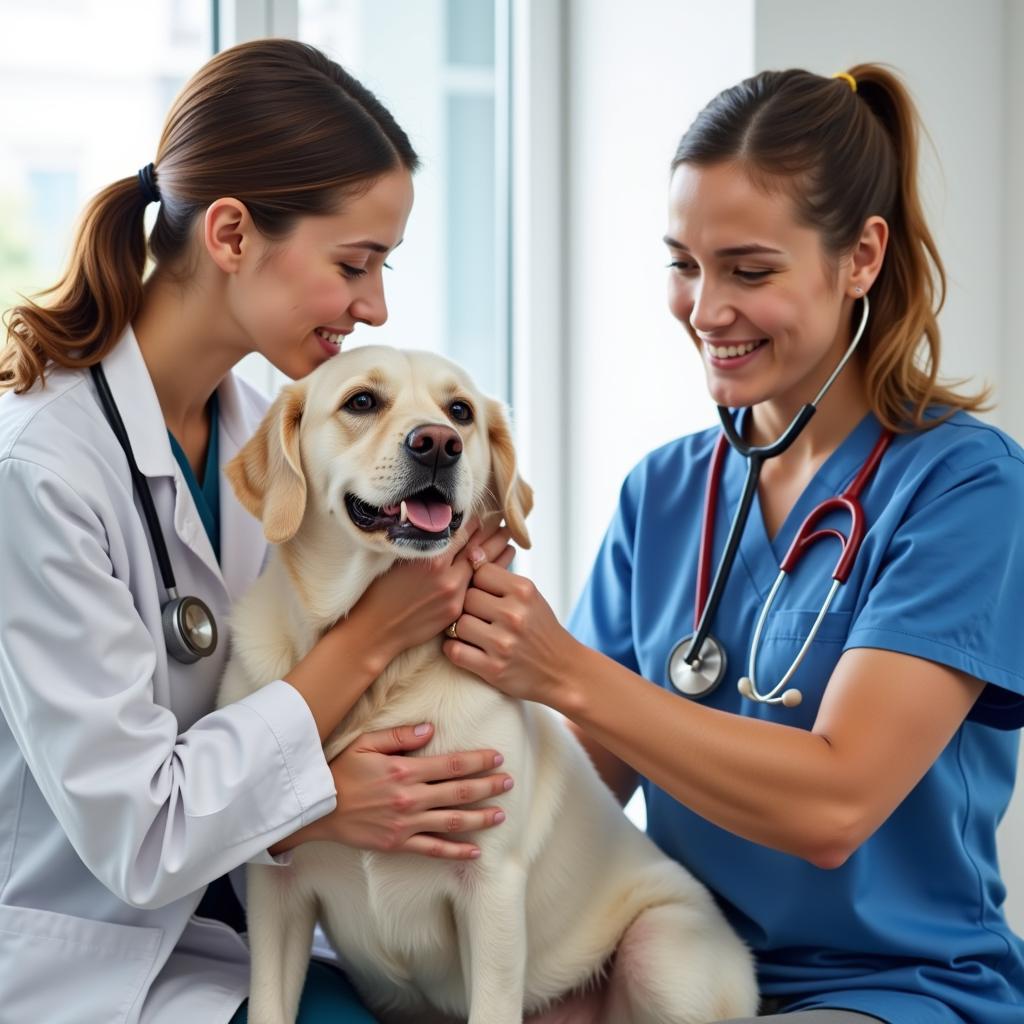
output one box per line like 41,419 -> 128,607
345,485 -> 465,546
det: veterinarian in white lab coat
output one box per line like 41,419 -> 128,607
447,65 -> 1024,1024
0,40 -> 513,1024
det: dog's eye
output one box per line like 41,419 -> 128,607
450,401 -> 474,423
344,392 -> 377,413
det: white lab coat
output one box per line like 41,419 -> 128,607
0,328 -> 337,1023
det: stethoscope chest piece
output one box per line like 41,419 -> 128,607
668,632 -> 726,699
162,592 -> 218,664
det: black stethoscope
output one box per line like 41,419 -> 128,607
666,295 -> 891,707
90,364 -> 218,664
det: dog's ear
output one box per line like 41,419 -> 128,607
226,382 -> 308,544
485,398 -> 533,550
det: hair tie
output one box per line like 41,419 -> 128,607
137,163 -> 161,205
831,72 -> 857,93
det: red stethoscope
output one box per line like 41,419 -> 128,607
667,296 -> 893,707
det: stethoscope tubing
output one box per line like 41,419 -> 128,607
746,574 -> 841,703
683,296 -> 872,669
683,445 -> 764,665
90,363 -> 218,662
90,364 -> 178,594
741,425 -> 893,703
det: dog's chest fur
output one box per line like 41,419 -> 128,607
218,558 -> 543,1015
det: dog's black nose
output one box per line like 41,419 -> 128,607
405,424 -> 463,470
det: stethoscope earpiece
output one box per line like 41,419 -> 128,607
737,677 -> 803,708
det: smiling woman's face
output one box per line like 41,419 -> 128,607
665,160 -> 853,414
234,168 -> 415,381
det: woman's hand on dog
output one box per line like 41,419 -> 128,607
349,517 -> 515,670
311,723 -> 514,859
442,558 -> 584,709
283,519 -> 514,745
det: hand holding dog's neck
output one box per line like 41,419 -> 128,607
279,520 -> 393,636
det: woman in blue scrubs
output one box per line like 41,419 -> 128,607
448,65 -> 1024,1022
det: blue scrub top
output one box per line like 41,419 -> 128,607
167,392 -> 221,562
570,409 -> 1024,1024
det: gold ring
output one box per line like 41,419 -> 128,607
445,621 -> 459,640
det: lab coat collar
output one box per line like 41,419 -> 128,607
216,372 -> 268,601
214,366 -> 256,465
104,324 -> 259,482
102,325 -> 267,601
101,325 -> 176,479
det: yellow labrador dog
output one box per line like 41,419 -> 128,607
217,346 -> 757,1024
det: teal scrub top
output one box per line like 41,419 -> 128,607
167,392 -> 220,562
168,393 -> 256,938
569,409 -> 1024,1024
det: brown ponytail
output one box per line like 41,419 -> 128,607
1,39 -> 419,395
1,178 -> 149,393
671,63 -> 988,432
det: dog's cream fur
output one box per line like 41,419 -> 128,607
217,347 -> 757,1024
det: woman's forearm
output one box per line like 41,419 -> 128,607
566,719 -> 640,806
283,617 -> 390,744
553,643 -> 854,866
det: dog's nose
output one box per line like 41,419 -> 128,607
405,424 -> 463,470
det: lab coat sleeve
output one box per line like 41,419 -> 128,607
567,466 -> 643,674
0,457 -> 337,908
845,448 -> 1024,729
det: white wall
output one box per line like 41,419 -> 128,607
564,0 -> 1022,932
1001,0 -> 1024,939
754,0 -> 1005,424
1006,2 -> 1024,445
754,0 -> 1022,945
564,0 -> 752,602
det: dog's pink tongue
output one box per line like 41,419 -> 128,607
404,497 -> 453,532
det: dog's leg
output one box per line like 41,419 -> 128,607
458,862 -> 529,1024
245,864 -> 319,1024
524,985 -> 606,1024
600,902 -> 758,1024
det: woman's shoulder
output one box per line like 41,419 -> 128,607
886,409 -> 1024,520
630,423 -> 721,479
0,366 -> 96,471
896,409 -> 1024,480
614,423 -> 721,513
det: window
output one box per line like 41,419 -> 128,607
0,0 -> 212,312
281,0 -> 511,402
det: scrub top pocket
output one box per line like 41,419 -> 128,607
746,608 -> 852,723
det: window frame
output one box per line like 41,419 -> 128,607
222,0 -> 570,613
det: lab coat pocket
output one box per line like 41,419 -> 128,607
0,903 -> 162,1024
753,608 -> 852,717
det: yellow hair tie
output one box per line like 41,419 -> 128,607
832,72 -> 857,93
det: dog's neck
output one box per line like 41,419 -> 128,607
268,509 -> 457,697
276,516 -> 392,639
